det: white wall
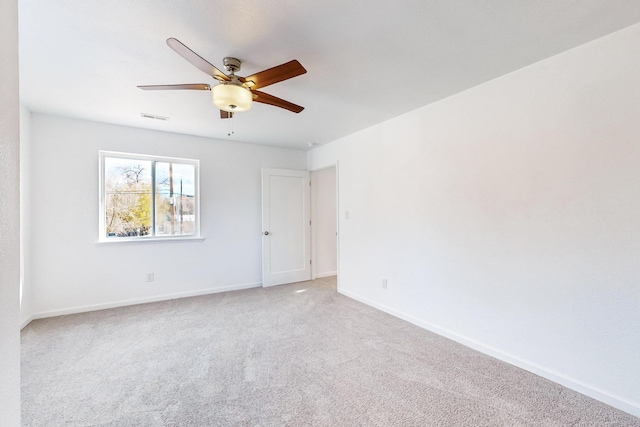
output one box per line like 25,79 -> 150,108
308,23 -> 640,416
311,167 -> 337,278
0,0 -> 21,424
25,114 -> 306,317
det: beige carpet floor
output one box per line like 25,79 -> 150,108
21,276 -> 640,426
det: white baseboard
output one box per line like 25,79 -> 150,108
20,314 -> 36,330
23,282 -> 262,327
339,288 -> 640,418
313,271 -> 337,279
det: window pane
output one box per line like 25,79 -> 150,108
155,162 -> 196,236
104,157 -> 152,238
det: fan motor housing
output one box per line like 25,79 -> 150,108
223,57 -> 241,73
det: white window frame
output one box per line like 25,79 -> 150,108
98,150 -> 201,243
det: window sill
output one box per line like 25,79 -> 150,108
95,236 -> 205,246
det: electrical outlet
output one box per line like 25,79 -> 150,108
146,273 -> 154,282
382,279 -> 387,290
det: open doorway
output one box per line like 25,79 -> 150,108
310,166 -> 337,281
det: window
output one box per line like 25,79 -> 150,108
99,151 -> 200,241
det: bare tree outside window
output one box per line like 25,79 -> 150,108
105,158 -> 152,237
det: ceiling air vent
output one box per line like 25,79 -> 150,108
140,113 -> 169,121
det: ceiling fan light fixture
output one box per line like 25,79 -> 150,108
212,83 -> 252,113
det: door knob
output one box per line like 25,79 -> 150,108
263,231 -> 270,235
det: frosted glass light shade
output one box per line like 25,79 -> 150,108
212,84 -> 252,112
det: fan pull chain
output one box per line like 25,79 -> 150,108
228,115 -> 234,137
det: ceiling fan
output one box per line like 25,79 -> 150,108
138,38 -> 307,119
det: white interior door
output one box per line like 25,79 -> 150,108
262,168 -> 311,287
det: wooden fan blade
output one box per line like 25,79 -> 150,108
220,110 -> 234,119
166,38 -> 230,81
138,84 -> 211,91
253,90 -> 304,113
243,60 -> 306,90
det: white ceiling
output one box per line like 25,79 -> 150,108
18,1 -> 640,150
